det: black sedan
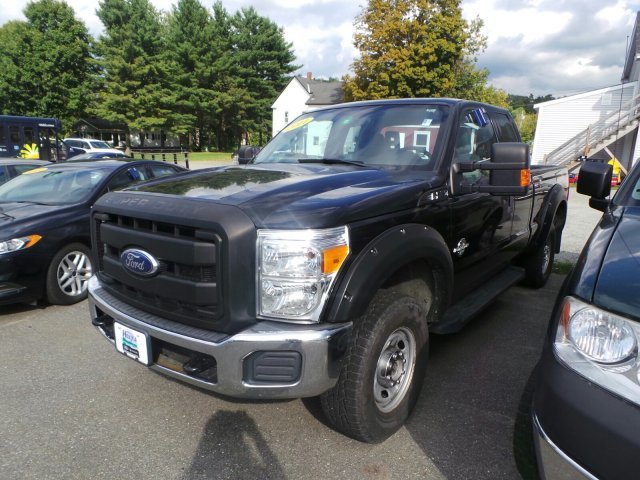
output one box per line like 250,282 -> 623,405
0,160 -> 186,306
0,159 -> 51,186
533,160 -> 640,479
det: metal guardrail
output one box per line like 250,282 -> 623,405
544,93 -> 640,165
132,151 -> 190,169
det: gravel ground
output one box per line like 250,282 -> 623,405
556,188 -> 603,263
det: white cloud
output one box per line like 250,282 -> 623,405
2,0 -> 640,96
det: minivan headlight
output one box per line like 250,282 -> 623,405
257,227 -> 349,322
554,296 -> 640,406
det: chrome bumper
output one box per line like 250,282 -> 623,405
88,276 -> 351,399
533,414 -> 598,480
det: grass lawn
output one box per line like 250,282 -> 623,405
188,151 -> 235,162
131,151 -> 233,162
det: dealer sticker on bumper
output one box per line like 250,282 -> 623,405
114,322 -> 150,365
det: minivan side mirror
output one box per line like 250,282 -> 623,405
451,142 -> 530,196
576,161 -> 612,212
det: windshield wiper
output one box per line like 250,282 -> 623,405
297,158 -> 369,167
11,200 -> 52,206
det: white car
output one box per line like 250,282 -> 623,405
63,138 -> 122,157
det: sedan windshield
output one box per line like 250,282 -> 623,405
0,167 -> 107,204
255,104 -> 449,170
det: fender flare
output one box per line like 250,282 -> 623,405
530,184 -> 567,253
325,224 -> 454,323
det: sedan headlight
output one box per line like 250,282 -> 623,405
257,226 -> 349,322
0,235 -> 42,255
554,296 -> 640,406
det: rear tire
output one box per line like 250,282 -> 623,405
46,243 -> 93,305
524,229 -> 555,288
321,290 -> 429,443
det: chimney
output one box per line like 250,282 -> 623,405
306,72 -> 312,80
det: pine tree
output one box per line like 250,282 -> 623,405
95,0 -> 175,146
230,7 -> 298,146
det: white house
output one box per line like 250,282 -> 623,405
532,12 -> 640,169
271,73 -> 344,137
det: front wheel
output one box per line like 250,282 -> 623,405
524,229 -> 555,288
46,243 -> 93,305
321,290 -> 429,443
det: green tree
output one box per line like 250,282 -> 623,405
0,0 -> 95,128
95,0 -> 176,146
230,7 -> 298,146
343,0 -> 503,104
165,0 -> 217,149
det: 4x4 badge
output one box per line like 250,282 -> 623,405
453,238 -> 469,257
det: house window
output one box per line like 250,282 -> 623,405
313,136 -> 319,146
601,94 -> 612,106
285,112 -> 289,123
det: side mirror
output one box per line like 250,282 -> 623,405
576,161 -> 612,212
238,145 -> 259,165
452,142 -> 530,196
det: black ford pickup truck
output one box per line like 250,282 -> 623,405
88,99 -> 568,442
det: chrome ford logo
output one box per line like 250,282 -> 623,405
120,249 -> 159,277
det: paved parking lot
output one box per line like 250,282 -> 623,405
0,185 -> 602,480
2,275 -> 563,480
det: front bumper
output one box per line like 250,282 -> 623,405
532,414 -> 597,480
88,276 -> 351,399
533,346 -> 640,479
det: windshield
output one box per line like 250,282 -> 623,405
255,104 -> 449,170
90,141 -> 113,149
617,162 -> 640,207
0,167 -> 108,204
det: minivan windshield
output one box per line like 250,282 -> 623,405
617,162 -> 640,207
254,104 -> 449,170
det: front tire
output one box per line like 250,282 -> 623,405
46,243 -> 93,305
524,229 -> 555,288
321,290 -> 429,443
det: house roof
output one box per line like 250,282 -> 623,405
533,82 -> 635,109
75,117 -> 127,132
623,12 -> 640,81
294,77 -> 344,105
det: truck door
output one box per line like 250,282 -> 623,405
449,108 -> 513,301
492,112 -> 532,249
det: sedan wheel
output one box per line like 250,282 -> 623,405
46,243 -> 93,305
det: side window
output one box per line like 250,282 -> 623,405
82,141 -> 91,150
493,113 -> 519,142
0,166 -> 8,184
148,164 -> 180,178
454,108 -> 496,185
107,167 -> 148,191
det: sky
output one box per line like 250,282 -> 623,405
2,0 -> 640,97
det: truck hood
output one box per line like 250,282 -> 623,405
134,164 -> 440,228
593,207 -> 640,321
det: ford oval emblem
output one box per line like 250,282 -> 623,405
120,249 -> 160,277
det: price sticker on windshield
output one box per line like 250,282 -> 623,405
283,117 -> 313,132
23,167 -> 47,175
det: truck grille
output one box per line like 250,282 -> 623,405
94,213 -> 222,329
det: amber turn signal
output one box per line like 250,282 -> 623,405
520,169 -> 531,187
322,244 -> 349,274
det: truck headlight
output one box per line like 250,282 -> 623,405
554,296 -> 640,406
257,226 -> 349,322
0,235 -> 42,255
